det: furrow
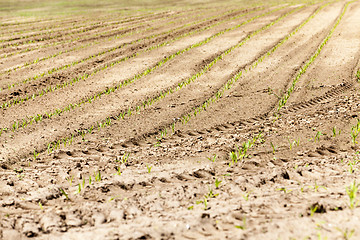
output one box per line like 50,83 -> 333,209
0,7 -> 267,109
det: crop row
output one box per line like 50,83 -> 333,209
276,0 -> 353,115
0,10 -> 174,41
0,7 -> 171,37
33,6 -> 297,155
0,6 -> 282,139
0,20 -> 107,45
0,9 -> 188,59
0,8 -> 201,50
0,6 -> 228,75
153,3 -> 326,143
0,13 -> 164,56
230,0 -> 353,164
0,6 -> 266,108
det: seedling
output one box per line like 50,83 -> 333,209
336,227 -> 355,240
332,126 -> 341,137
94,171 -> 101,182
207,154 -> 217,162
346,180 -> 359,209
39,202 -> 43,210
277,187 -> 292,194
33,150 -> 40,160
356,70 -> 360,82
77,183 -> 82,194
215,178 -> 222,189
229,132 -> 263,165
351,120 -> 360,145
288,137 -> 299,150
270,142 -> 277,154
308,181 -> 327,192
59,188 -> 70,200
314,131 -> 323,142
66,176 -> 74,186
117,152 -> 130,164
196,186 -> 219,210
196,198 -> 208,210
348,161 -> 356,174
115,167 -> 122,176
242,191 -> 251,201
310,205 -> 318,217
109,195 -> 122,201
235,217 -> 246,230
146,164 -> 152,173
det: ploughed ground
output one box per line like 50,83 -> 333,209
1,0 -> 360,239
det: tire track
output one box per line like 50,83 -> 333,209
140,1 -> 358,157
122,2 -> 333,147
0,5 -> 296,162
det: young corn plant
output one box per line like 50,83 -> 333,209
308,181 -> 327,192
116,152 -> 130,164
59,188 -> 70,200
207,154 -> 217,162
332,126 -> 341,137
288,137 -> 300,150
351,119 -> 360,146
146,164 -> 152,173
229,132 -> 263,166
196,186 -> 219,210
235,217 -> 246,230
215,178 -> 222,189
314,131 -> 323,142
277,187 -> 293,194
115,167 -> 122,176
33,150 -> 40,160
270,142 -> 277,154
346,180 -> 359,209
242,191 -> 251,201
94,171 -> 101,182
336,228 -> 355,240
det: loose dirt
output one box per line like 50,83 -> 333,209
1,0 -> 360,239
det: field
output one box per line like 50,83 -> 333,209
1,0 -> 360,239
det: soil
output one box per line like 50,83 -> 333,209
1,0 -> 360,239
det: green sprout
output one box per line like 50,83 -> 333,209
33,150 -> 40,160
207,154 -> 217,162
94,171 -> 101,182
336,227 -> 355,240
277,187 -> 292,194
146,164 -> 152,173
351,120 -> 360,145
346,180 -> 359,209
59,188 -> 70,200
332,126 -> 341,137
270,142 -> 277,154
215,178 -> 222,189
314,131 -> 323,142
235,217 -> 246,230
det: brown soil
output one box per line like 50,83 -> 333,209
1,1 -> 360,239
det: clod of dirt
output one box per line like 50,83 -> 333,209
40,212 -> 62,233
308,202 -> 326,215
